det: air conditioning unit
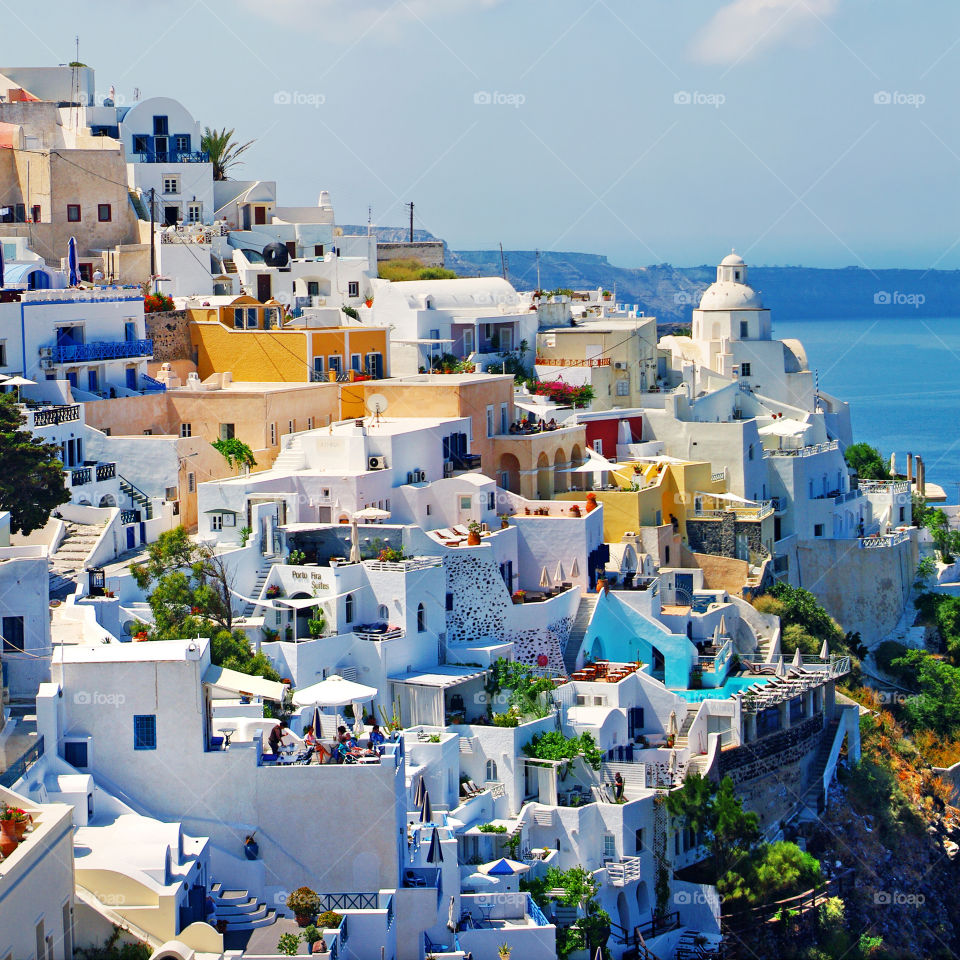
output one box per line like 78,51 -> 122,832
368,455 -> 387,470
407,471 -> 415,484
443,460 -> 454,477
614,361 -> 627,370
415,469 -> 426,482
39,346 -> 52,358
40,358 -> 54,370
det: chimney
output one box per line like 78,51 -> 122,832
907,452 -> 913,485
917,456 -> 925,497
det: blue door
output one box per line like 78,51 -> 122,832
126,526 -> 136,550
88,370 -> 98,392
139,522 -> 147,544
67,370 -> 77,388
126,368 -> 137,390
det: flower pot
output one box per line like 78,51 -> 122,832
570,505 -> 581,517
0,821 -> 18,857
13,816 -> 30,841
295,914 -> 314,928
501,519 -> 509,529
467,531 -> 481,546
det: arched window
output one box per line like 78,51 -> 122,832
417,603 -> 426,633
344,593 -> 355,624
378,604 -> 389,622
486,759 -> 498,781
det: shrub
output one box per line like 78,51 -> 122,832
277,932 -> 301,956
317,910 -> 343,929
286,886 -> 321,918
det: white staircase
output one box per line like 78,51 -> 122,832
562,593 -> 599,673
50,520 -> 105,577
272,443 -> 306,472
673,705 -> 698,750
241,564 -> 273,618
210,881 -> 278,931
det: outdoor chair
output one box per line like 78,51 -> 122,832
405,871 -> 427,887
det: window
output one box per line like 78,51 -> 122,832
187,472 -> 195,493
153,115 -> 169,135
314,244 -> 324,257
133,134 -> 148,154
487,491 -> 496,510
165,487 -> 177,501
814,523 -> 824,537
344,593 -> 355,624
445,592 -> 454,611
417,603 -> 426,633
748,443 -> 754,461
740,361 -> 751,376
162,175 -> 180,195
351,353 -> 362,373
486,405 -> 494,438
246,308 -> 258,329
67,204 -> 81,222
462,328 -> 474,354
211,514 -> 223,531
270,423 -> 277,445
616,380 -> 630,396
307,281 -> 320,297
0,341 -> 6,366
426,504 -> 432,515
603,834 -> 616,860
97,203 -> 112,222
485,759 -> 498,781
180,423 -> 192,438
592,439 -> 603,455
64,740 -> 88,768
219,423 -> 235,440
500,403 -> 508,435
378,604 -> 389,621
175,134 -> 190,152
664,545 -> 670,565
288,419 -> 294,434
740,321 -> 749,339
328,355 -> 342,375
232,309 -> 244,329
312,356 -> 324,380
307,417 -> 314,430
31,204 -> 41,223
347,281 -> 359,297
133,714 -> 157,750
635,828 -> 644,853
459,495 -> 472,511
187,203 -> 201,223
2,615 -> 24,651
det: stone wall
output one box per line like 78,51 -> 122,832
505,615 -> 573,675
685,513 -> 762,559
145,310 -> 192,362
686,549 -> 749,596
377,241 -> 445,268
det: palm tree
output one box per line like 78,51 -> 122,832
201,127 -> 255,181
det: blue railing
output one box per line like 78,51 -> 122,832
96,462 -> 116,482
527,893 -> 550,927
51,339 -> 153,363
121,510 -> 138,525
139,372 -> 166,392
385,893 -> 394,929
132,150 -> 209,164
0,736 -> 44,788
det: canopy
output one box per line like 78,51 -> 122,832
479,857 -> 529,876
3,375 -> 35,388
292,674 -> 377,708
464,871 -> 500,888
274,596 -> 321,610
202,665 -> 286,702
759,418 -> 809,437
630,454 -> 687,465
700,491 -> 757,505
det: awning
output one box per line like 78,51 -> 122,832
292,674 -> 378,708
204,508 -> 239,515
389,666 -> 487,688
274,596 -> 321,610
203,664 -> 286,701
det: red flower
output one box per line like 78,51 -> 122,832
537,654 -> 550,667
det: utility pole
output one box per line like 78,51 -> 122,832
149,187 -> 156,290
499,242 -> 507,281
536,248 -> 541,293
408,202 -> 414,243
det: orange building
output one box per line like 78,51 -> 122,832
188,295 -> 389,383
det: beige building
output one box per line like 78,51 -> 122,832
535,316 -> 659,410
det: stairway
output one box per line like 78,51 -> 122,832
210,882 -> 278,931
800,719 -> 841,816
51,520 -> 105,577
241,565 -> 272,618
674,706 -> 698,749
272,443 -> 306,472
119,475 -> 153,520
562,594 -> 599,673
222,258 -> 238,274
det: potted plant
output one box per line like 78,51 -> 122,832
244,834 -> 260,860
602,290 -> 612,301
317,910 -> 343,931
466,521 -> 482,546
512,590 -> 526,605
134,629 -> 149,642
277,932 -> 302,956
585,492 -> 598,513
307,616 -> 326,639
285,625 -> 294,641
266,584 -> 283,599
9,807 -> 30,841
0,805 -> 19,856
302,926 -> 321,951
499,514 -> 510,530
262,627 -> 279,643
596,576 -> 608,594
570,504 -> 581,517
286,887 -> 322,927
690,668 -> 703,690
364,294 -> 374,308
498,944 -> 512,959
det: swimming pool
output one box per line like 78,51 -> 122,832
673,676 -> 771,702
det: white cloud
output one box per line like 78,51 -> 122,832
690,0 -> 840,66
236,0 -> 505,29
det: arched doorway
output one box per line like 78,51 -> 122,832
536,452 -> 551,501
498,453 -> 521,493
617,891 -> 630,939
636,881 -> 651,922
553,448 -> 568,493
569,444 -> 584,491
291,592 -> 314,640
98,494 -> 117,507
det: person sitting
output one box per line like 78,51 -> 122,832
509,422 -> 519,434
547,418 -> 558,430
368,723 -> 386,753
302,724 -> 318,762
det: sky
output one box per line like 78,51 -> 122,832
7,0 -> 960,268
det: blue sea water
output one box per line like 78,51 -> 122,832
674,676 -> 771,702
773,316 -> 960,504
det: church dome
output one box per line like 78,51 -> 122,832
698,281 -> 763,311
720,252 -> 745,267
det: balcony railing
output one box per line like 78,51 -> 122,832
535,356 -> 611,367
71,467 -> 91,486
0,735 -> 44,787
132,150 -> 209,164
764,440 -> 839,458
50,339 -> 153,363
96,462 -> 116,482
605,856 -> 642,886
31,404 -> 80,426
859,479 -> 910,495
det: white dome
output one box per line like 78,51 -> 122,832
720,252 -> 745,266
698,281 -> 763,311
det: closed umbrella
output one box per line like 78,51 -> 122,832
819,638 -> 830,661
352,700 -> 365,737
776,655 -> 786,678
447,895 -> 457,932
67,236 -> 80,286
668,710 -> 678,737
791,647 -> 803,669
539,566 -> 551,589
426,826 -> 444,863
349,516 -> 361,563
414,774 -> 426,808
420,790 -> 432,824
554,560 -> 565,583
0,240 -> 4,288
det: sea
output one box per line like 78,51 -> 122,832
774,316 -> 960,504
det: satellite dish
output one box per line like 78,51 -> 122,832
366,393 -> 388,417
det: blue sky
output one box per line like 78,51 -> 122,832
9,0 -> 960,267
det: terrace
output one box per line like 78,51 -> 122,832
48,339 -> 153,363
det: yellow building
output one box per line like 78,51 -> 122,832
188,296 -> 390,383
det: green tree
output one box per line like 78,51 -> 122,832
892,648 -> 960,736
524,866 -> 609,959
718,841 -> 821,908
212,437 -> 257,472
201,126 -> 255,181
844,442 -> 890,481
0,393 -> 70,534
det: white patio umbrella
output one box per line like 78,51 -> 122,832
570,558 -> 580,578
554,560 -> 565,583
3,375 -> 35,402
292,674 -> 378,708
354,506 -> 391,521
464,871 -> 499,889
791,647 -> 803,669
890,452 -> 897,476
819,638 -> 830,660
349,516 -> 361,563
539,566 -> 552,589
758,418 -> 809,437
478,857 -> 530,876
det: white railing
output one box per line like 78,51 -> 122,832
764,440 -> 839,458
486,781 -> 506,800
859,480 -> 910,495
606,856 -> 642,886
859,532 -> 909,549
363,557 -> 443,572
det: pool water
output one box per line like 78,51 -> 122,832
673,676 -> 771,702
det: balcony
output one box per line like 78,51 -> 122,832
131,150 -> 209,164
605,855 -> 642,886
50,339 -> 153,363
535,355 -> 611,368
764,440 -> 839,458
29,404 -> 80,427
